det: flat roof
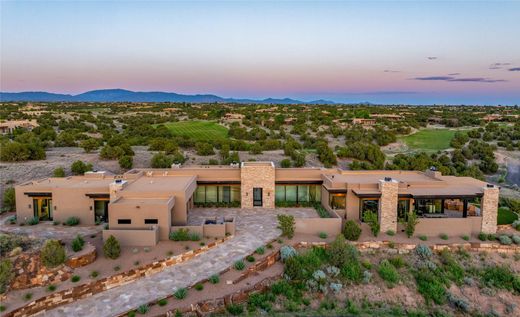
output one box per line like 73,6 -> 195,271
331,170 -> 439,184
112,197 -> 174,206
20,176 -> 114,189
121,175 -> 196,193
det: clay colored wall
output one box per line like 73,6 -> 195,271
413,216 -> 482,236
294,217 -> 342,236
103,227 -> 159,246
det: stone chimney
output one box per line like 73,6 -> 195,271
109,179 -> 127,202
425,166 -> 442,179
481,184 -> 499,234
378,177 -> 399,233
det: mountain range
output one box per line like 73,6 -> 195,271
0,89 -> 335,104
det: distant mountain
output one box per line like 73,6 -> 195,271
0,89 -> 335,104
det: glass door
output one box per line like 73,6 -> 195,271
33,198 -> 52,221
94,200 -> 109,222
253,188 -> 263,207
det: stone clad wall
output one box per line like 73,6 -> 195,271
378,179 -> 398,233
481,186 -> 499,234
240,163 -> 275,208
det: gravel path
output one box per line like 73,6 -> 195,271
38,208 -> 316,317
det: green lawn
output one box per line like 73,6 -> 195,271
400,128 -> 458,152
160,121 -> 228,141
497,206 -> 518,225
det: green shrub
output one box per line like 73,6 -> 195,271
53,167 -> 65,177
415,269 -> 446,304
234,260 -> 245,270
71,160 -> 92,175
377,260 -> 399,287
343,220 -> 361,241
388,256 -> 406,269
65,217 -> 80,226
439,233 -> 449,240
194,283 -> 203,291
481,266 -> 520,293
174,288 -> 187,299
90,271 -> 99,278
280,245 -> 297,262
386,230 -> 395,236
47,284 -> 57,292
71,235 -> 85,252
246,255 -> 255,262
461,235 -> 470,241
118,155 -> 133,170
23,292 -> 33,301
284,249 -> 322,281
40,240 -> 66,268
0,305 -> 5,312
363,211 -> 379,237
71,275 -> 81,283
478,232 -> 487,241
277,214 -> 295,238
328,235 -> 355,268
226,304 -> 244,316
499,235 -> 513,245
209,274 -> 220,284
419,235 -> 428,241
2,187 -> 15,212
319,232 -> 328,239
487,233 -> 496,241
255,247 -> 265,255
169,228 -> 194,241
402,211 -> 419,238
157,298 -> 168,306
0,259 -> 14,294
26,217 -> 39,226
103,235 -> 121,259
128,311 -> 136,317
137,304 -> 149,314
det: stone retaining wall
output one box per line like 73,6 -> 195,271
4,237 -> 230,317
66,245 -> 97,268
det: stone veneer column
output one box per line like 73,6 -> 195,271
481,185 -> 499,234
378,178 -> 399,233
240,162 -> 275,209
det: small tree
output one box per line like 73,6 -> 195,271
40,240 -> 66,268
328,234 -> 352,267
71,160 -> 93,175
71,235 -> 85,252
103,235 -> 121,259
280,159 -> 291,168
343,220 -> 361,241
151,152 -> 173,168
2,187 -> 16,212
80,138 -> 99,153
277,214 -> 295,239
364,211 -> 380,237
0,259 -> 13,294
118,155 -> 133,170
402,211 -> 419,238
53,167 -> 65,177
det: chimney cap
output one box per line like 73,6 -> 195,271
486,184 -> 494,188
429,166 -> 437,171
384,177 -> 392,182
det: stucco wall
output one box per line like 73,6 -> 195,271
103,227 -> 159,246
413,216 -> 482,236
294,217 -> 342,236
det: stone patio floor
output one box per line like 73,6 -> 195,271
38,208 -> 318,317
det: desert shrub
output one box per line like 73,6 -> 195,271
255,247 -> 265,255
226,304 -> 244,316
248,293 -> 273,312
419,235 -> 427,241
194,283 -> 203,291
47,284 -> 57,292
284,249 -> 322,281
26,217 -> 39,226
65,217 -> 80,226
2,187 -> 16,212
189,233 -> 200,241
439,233 -> 449,240
234,260 -> 245,270
90,271 -> 99,278
439,250 -> 465,285
415,269 -> 447,304
118,155 -> 133,170
478,232 -> 487,241
461,235 -> 469,241
137,304 -> 149,314
363,270 -> 372,284
512,235 -> 520,244
415,244 -> 432,260
330,282 -> 343,294
174,288 -> 187,299
280,159 -> 291,168
23,293 -> 33,301
71,275 -> 81,282
340,249 -> 363,283
169,228 -> 192,241
157,298 -> 168,306
328,235 -> 355,268
40,240 -> 66,268
71,160 -> 93,175
209,274 -> 220,284
53,167 -> 65,177
280,245 -> 297,262
487,233 -> 496,241
481,266 -> 520,293
0,234 -> 32,254
0,259 -> 14,294
103,235 -> 121,259
402,211 -> 419,238
447,292 -> 470,312
277,214 -> 295,238
343,220 -> 361,241
499,235 -> 512,245
319,298 -> 336,310
388,256 -> 406,269
319,232 -> 328,239
363,211 -> 379,237
71,235 -> 85,252
386,230 -> 395,236
378,260 -> 399,287
512,219 -> 520,230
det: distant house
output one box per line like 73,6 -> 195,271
483,114 -> 503,122
255,107 -> 278,113
0,119 -> 39,134
223,113 -> 245,121
351,118 -> 376,126
370,114 -> 403,121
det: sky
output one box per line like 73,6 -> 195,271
1,0 -> 519,105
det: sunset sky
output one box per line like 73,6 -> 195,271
1,1 -> 519,105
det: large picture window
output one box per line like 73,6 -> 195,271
397,199 -> 410,220
329,193 -> 346,210
415,199 -> 443,215
360,198 -> 379,222
194,185 -> 241,205
275,185 -> 321,205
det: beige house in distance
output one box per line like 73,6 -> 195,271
15,162 -> 499,245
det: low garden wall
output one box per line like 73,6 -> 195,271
294,209 -> 342,236
414,216 -> 482,236
4,237 -> 230,317
103,226 -> 159,246
172,217 -> 235,239
66,244 -> 97,268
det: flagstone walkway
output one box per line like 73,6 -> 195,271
39,208 -> 317,317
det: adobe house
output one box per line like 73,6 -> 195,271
15,163 -> 499,245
